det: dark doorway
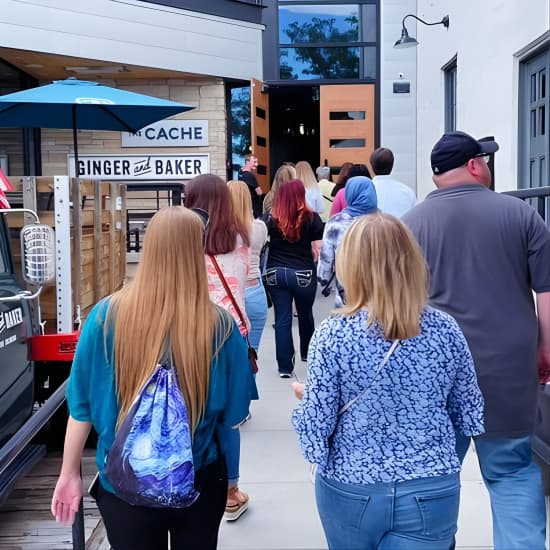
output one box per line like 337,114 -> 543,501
268,85 -> 320,181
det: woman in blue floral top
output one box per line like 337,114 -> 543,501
292,213 -> 484,550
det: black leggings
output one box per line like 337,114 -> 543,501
96,458 -> 227,550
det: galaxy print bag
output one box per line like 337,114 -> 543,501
104,360 -> 199,508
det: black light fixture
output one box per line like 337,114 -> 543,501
394,14 -> 450,49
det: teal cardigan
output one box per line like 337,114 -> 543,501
66,298 -> 257,493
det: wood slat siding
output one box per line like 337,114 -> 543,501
6,177 -> 126,329
0,451 -> 101,550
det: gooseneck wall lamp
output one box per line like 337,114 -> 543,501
393,14 -> 450,49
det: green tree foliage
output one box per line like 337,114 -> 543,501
231,87 -> 251,158
282,16 -> 359,79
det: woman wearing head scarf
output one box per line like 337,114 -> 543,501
329,163 -> 372,217
318,176 -> 378,307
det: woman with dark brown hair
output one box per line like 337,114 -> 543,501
185,174 -> 253,521
330,162 -> 353,198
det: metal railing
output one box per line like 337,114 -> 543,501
502,186 -> 550,224
125,182 -> 183,253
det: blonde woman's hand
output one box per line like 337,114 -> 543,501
51,473 -> 83,525
311,240 -> 322,263
292,382 -> 306,401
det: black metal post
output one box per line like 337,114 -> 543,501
71,464 -> 85,550
72,105 -> 79,178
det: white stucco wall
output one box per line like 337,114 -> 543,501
380,0 -> 418,192
415,0 -> 549,197
0,0 -> 263,81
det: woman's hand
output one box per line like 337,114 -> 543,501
292,382 -> 306,400
50,417 -> 91,525
311,240 -> 322,263
51,473 -> 83,525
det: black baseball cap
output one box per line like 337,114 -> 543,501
431,131 -> 499,174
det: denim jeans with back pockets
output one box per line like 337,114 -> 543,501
315,472 -> 460,550
265,266 -> 317,374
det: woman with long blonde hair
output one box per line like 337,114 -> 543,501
52,207 -> 256,550
263,163 -> 296,215
292,213 -> 484,550
228,180 -> 268,353
295,160 -> 324,215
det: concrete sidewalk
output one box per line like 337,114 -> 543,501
219,291 -> 494,550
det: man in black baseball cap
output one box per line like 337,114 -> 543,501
431,131 -> 499,175
403,130 -> 550,549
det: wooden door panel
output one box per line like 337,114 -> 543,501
320,84 -> 375,170
250,78 -> 270,192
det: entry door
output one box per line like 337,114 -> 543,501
250,79 -> 270,192
320,84 -> 375,170
520,50 -> 549,188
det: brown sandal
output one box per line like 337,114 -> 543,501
224,486 -> 249,521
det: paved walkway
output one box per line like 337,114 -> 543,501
219,290 -> 494,550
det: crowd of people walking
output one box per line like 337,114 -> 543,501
52,133 -> 550,550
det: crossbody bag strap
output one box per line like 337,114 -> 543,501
260,215 -> 272,275
260,240 -> 270,275
337,339 -> 400,416
209,255 -> 250,343
322,271 -> 336,289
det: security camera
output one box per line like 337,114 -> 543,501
398,72 -> 405,79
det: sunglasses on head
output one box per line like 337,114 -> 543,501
190,207 -> 210,230
190,207 -> 210,248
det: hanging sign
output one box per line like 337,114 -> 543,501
68,154 -> 210,180
121,120 -> 209,147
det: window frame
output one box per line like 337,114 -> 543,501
443,55 -> 457,133
277,0 -> 378,83
518,42 -> 550,189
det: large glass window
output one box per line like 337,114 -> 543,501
279,4 -> 360,43
229,86 -> 251,179
280,46 -> 360,79
278,1 -> 377,81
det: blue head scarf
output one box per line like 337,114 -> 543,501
342,176 -> 378,217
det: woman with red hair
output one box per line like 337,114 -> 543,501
264,179 -> 324,377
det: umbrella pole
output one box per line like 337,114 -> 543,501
70,105 -> 83,324
72,104 -> 79,178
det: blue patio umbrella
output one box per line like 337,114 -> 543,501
0,77 -> 194,176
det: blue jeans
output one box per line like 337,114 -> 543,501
264,266 -> 317,374
244,281 -> 268,352
315,473 -> 460,550
455,433 -> 546,550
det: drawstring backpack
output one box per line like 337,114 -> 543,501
104,343 -> 199,508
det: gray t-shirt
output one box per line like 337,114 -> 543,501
403,184 -> 550,436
